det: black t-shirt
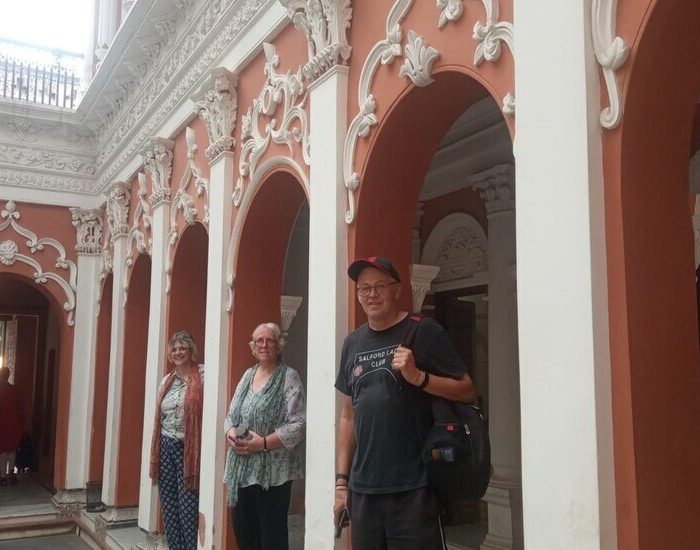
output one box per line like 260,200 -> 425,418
335,314 -> 468,494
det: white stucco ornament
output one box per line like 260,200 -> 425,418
0,200 -> 78,325
280,0 -> 353,82
592,0 -> 629,129
193,67 -> 238,162
234,43 -> 309,207
399,31 -> 439,87
437,0 -> 464,28
343,0 -> 414,224
0,240 -> 18,265
473,0 -> 515,115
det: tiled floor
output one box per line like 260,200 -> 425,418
0,475 -> 54,518
0,534 -> 90,549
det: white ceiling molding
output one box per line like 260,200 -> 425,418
399,31 -> 440,87
93,0 -> 270,191
280,0 -> 353,83
473,0 -> 515,114
343,0 -> 414,224
421,211 -> 488,283
122,173 -> 152,307
233,43 -> 310,208
437,0 -> 464,29
0,200 -> 78,325
592,0 -> 629,129
165,127 -> 209,293
226,155 -> 309,312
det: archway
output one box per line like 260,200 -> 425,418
114,253 -> 152,506
352,70 -> 519,547
604,0 -> 700,546
0,274 -> 67,490
228,168 -> 309,549
168,223 -> 209,361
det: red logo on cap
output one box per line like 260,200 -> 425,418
368,256 -> 377,262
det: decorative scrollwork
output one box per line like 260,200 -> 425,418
165,127 -> 209,293
343,0 -> 414,224
591,0 -> 629,129
234,43 -> 310,207
123,173 -> 152,307
0,200 -> 78,325
473,0 -> 515,114
399,31 -> 439,88
437,0 -> 464,29
194,67 -> 238,162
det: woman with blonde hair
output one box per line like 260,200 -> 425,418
223,322 -> 306,550
149,330 -> 204,550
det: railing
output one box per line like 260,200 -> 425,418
0,39 -> 83,109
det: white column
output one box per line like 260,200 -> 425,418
95,0 -> 119,59
470,166 -> 522,550
514,0 -> 616,548
198,151 -> 234,550
137,196 -> 170,531
65,209 -> 105,489
101,182 -> 131,505
305,65 -> 349,549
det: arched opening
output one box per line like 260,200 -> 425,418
168,223 -> 209,362
88,274 -> 113,485
114,254 -> 152,506
605,1 -> 700,546
352,70 -> 519,547
228,168 -> 309,549
0,274 -> 65,491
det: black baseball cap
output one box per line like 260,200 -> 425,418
348,256 -> 401,282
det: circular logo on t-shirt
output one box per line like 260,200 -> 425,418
353,365 -> 363,378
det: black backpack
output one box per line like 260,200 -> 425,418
403,315 -> 491,525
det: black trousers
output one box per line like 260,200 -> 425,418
232,481 -> 292,550
349,487 -> 446,550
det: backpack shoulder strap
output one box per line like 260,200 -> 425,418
401,314 -> 422,349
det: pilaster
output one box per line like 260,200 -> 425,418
198,151 -> 234,550
65,208 -> 105,490
514,0 -> 616,546
305,65 -> 349,549
137,191 -> 171,531
101,181 -> 131,506
470,165 -> 522,550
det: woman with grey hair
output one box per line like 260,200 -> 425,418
223,322 -> 306,550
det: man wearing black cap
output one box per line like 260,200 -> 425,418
334,256 -> 475,549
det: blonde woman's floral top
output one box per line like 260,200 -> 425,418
160,364 -> 204,440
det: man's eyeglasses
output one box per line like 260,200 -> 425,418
356,282 -> 398,298
254,338 -> 277,347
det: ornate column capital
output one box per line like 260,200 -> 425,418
280,295 -> 304,339
143,137 -> 175,207
280,0 -> 352,83
105,181 -> 131,240
70,207 -> 104,255
409,264 -> 440,314
193,67 -> 239,163
469,163 -> 515,215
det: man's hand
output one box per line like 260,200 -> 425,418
392,345 -> 423,386
333,486 -> 349,527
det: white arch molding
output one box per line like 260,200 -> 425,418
421,211 -> 488,284
226,156 -> 310,312
0,201 -> 78,325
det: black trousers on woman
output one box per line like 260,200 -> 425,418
232,481 -> 292,550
